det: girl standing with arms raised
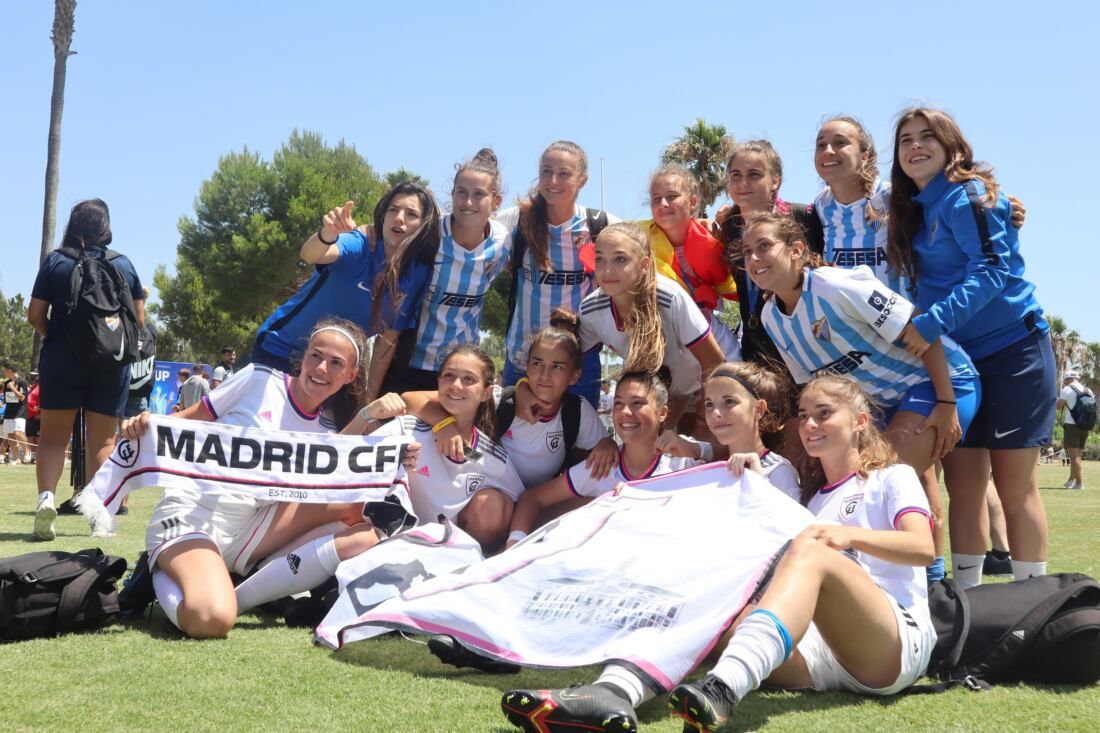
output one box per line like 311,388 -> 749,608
888,107 -> 1054,586
496,141 -> 617,406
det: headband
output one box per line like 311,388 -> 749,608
711,372 -> 760,400
310,326 -> 361,367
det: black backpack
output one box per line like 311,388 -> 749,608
1068,384 -> 1098,431
504,208 -> 609,337
923,573 -> 1100,690
1,549 -> 128,641
494,386 -> 582,476
59,245 -> 141,369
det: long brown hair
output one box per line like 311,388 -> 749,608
795,375 -> 896,505
888,107 -> 1001,283
439,344 -> 497,438
369,182 -> 441,334
518,141 -> 588,271
598,222 -> 665,375
742,212 -> 826,306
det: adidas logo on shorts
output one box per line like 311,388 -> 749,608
287,553 -> 301,575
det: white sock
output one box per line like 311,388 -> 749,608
152,570 -> 184,628
37,490 -> 55,507
595,664 -> 651,706
952,553 -> 985,590
234,535 -> 339,613
255,521 -> 347,570
1011,560 -> 1046,581
709,610 -> 792,700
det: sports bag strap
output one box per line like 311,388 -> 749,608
494,387 -> 517,442
55,564 -> 106,634
941,578 -> 971,671
585,208 -> 609,238
904,675 -> 991,695
963,181 -> 998,265
558,392 -> 582,474
504,227 -> 528,339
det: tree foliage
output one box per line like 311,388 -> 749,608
384,167 -> 430,192
661,119 -> 734,217
0,291 -> 35,373
153,130 -> 385,361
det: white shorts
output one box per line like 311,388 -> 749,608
1,418 -> 25,437
711,313 -> 742,363
146,488 -> 280,576
797,588 -> 935,695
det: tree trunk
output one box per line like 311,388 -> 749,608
33,0 -> 77,369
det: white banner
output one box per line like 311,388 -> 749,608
82,415 -> 410,514
322,464 -> 813,691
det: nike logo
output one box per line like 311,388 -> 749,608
357,281 -> 371,291
907,397 -> 935,404
958,564 -> 977,570
114,338 -> 126,361
993,427 -> 1021,439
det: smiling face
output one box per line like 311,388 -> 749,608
815,120 -> 867,188
897,115 -> 948,190
539,149 -> 587,208
741,222 -> 803,294
703,376 -> 764,448
594,231 -> 648,298
612,379 -> 667,446
296,331 -> 360,409
650,174 -> 696,233
727,152 -> 779,214
380,193 -> 424,250
437,352 -> 492,421
797,385 -> 867,461
526,341 -> 580,404
451,170 -> 500,228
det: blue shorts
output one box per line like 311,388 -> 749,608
881,375 -> 982,439
959,329 -> 1055,450
503,349 -> 601,409
37,341 -> 129,417
123,394 -> 149,418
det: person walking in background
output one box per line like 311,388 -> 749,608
178,362 -> 210,410
210,346 -> 236,388
26,198 -> 145,541
2,364 -> 29,464
25,371 -> 40,464
1057,370 -> 1094,490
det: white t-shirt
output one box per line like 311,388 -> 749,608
500,398 -> 608,487
597,389 -> 614,432
578,273 -> 712,396
372,416 -> 524,523
565,452 -> 701,498
1060,383 -> 1090,426
760,450 -> 801,502
806,464 -> 930,610
202,364 -> 337,433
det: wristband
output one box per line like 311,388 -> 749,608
317,227 -> 338,245
936,400 -> 957,405
358,405 -> 374,422
508,530 -> 528,544
432,416 -> 457,434
515,377 -> 530,389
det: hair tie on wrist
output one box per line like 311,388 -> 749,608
508,530 -> 528,543
317,228 -> 338,245
432,416 -> 458,434
935,399 -> 957,405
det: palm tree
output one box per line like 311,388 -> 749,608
661,119 -> 734,217
384,167 -> 430,191
1048,315 -> 1067,378
33,0 -> 77,368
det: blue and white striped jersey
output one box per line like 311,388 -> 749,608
409,216 -> 512,371
815,180 -> 910,296
496,205 -> 620,370
761,266 -> 975,408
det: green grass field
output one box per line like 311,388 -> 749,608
1,462 -> 1097,732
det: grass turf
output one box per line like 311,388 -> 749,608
0,461 -> 1097,732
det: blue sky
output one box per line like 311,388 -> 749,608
3,1 -> 1098,342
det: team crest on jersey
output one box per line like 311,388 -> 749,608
465,473 -> 486,496
547,431 -> 564,452
811,316 -> 832,342
841,493 -> 864,519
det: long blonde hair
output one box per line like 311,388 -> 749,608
796,374 -> 896,505
598,222 -> 665,375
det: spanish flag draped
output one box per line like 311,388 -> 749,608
640,219 -> 737,311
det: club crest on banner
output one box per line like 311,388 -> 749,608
110,438 -> 141,469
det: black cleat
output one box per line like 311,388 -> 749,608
117,551 -> 156,619
668,675 -> 738,733
56,497 -> 82,515
428,634 -> 520,674
983,549 -> 1012,577
501,684 -> 638,732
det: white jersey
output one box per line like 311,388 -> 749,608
815,181 -> 910,295
579,273 -> 712,396
410,216 -> 512,371
807,464 -> 931,609
372,416 -> 524,523
500,398 -> 608,487
496,205 -> 621,369
565,451 -> 701,498
202,364 -> 337,433
760,450 -> 801,502
761,267 -> 976,407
